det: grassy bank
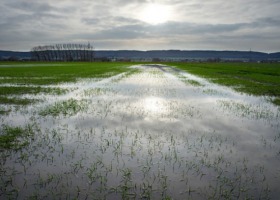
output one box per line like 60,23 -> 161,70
166,62 -> 280,105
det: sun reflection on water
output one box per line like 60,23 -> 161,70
144,96 -> 166,114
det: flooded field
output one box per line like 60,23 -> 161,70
1,64 -> 280,199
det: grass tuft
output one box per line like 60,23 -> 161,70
39,98 -> 88,117
0,96 -> 37,105
0,125 -> 34,150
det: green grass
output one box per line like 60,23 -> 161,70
0,125 -> 34,150
2,61 -> 280,106
166,62 -> 280,105
184,79 -> 203,86
272,98 -> 280,105
0,61 -> 137,105
0,62 -> 135,85
39,98 -> 88,117
0,96 -> 37,105
0,106 -> 10,115
0,86 -> 68,96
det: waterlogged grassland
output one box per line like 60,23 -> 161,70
0,86 -> 68,96
0,63 -> 280,199
39,98 -> 89,117
0,62 -> 134,85
167,62 -> 280,105
0,62 -> 135,106
0,125 -> 34,150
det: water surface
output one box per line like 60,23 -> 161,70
1,64 -> 279,199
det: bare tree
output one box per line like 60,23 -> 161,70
31,43 -> 95,61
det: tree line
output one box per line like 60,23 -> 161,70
31,43 -> 95,61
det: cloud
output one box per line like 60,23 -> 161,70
0,0 -> 279,52
74,25 -> 148,40
83,18 -> 278,40
254,17 -> 280,27
5,1 -> 54,13
82,16 -> 143,27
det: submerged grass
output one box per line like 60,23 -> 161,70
0,86 -> 68,96
84,87 -> 113,97
0,64 -> 279,199
0,125 -> 34,150
272,97 -> 280,105
0,62 -> 137,107
0,96 -> 37,105
166,62 -> 280,105
0,106 -> 10,115
39,98 -> 88,117
218,100 -> 275,120
0,126 -> 271,199
183,79 -> 203,86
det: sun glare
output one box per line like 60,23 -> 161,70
139,3 -> 172,25
144,97 -> 165,113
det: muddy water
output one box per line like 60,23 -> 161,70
1,64 -> 280,199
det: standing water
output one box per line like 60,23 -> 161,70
1,64 -> 280,199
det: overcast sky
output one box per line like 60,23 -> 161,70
1,0 -> 280,52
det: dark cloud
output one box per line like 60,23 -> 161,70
5,1 -> 54,13
82,18 -> 101,26
254,17 -> 280,27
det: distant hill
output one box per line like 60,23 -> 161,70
94,50 -> 280,61
0,50 -> 31,59
268,52 -> 280,60
1,50 -> 280,61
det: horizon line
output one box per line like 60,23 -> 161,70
1,49 -> 280,53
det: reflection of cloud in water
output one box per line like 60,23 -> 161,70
1,64 -> 280,199
144,96 -> 166,114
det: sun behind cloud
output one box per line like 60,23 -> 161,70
138,3 -> 172,25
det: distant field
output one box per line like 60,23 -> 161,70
166,62 -> 280,105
